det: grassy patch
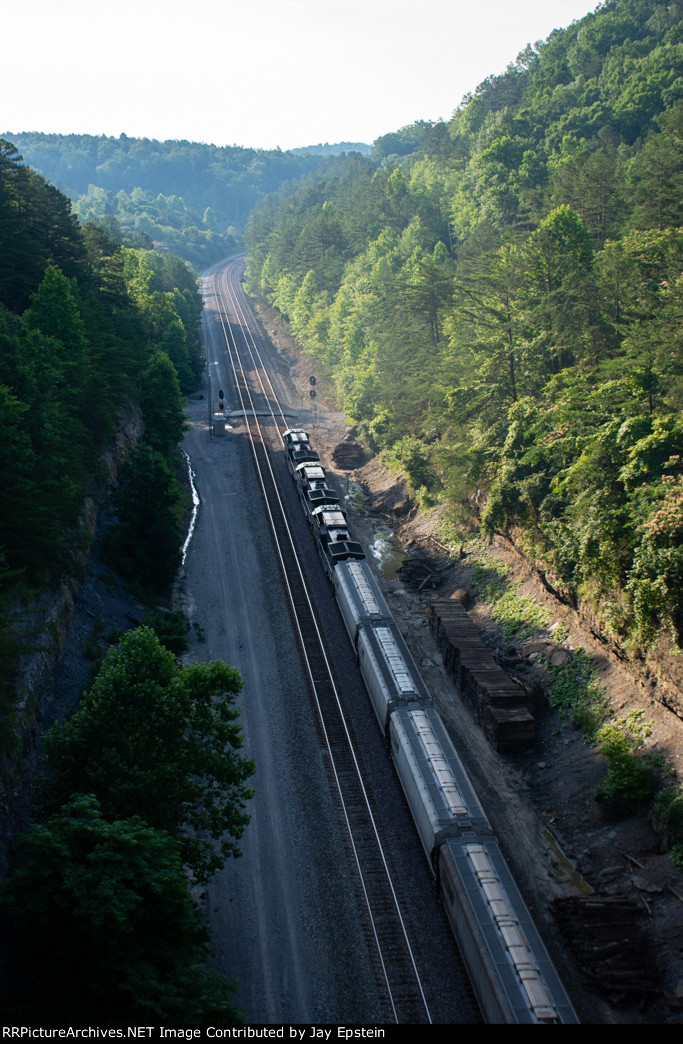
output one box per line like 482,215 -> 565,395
551,622 -> 570,643
489,588 -> 554,639
472,554 -> 553,639
549,649 -> 610,737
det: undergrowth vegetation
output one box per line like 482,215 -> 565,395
471,553 -> 555,640
469,545 -> 680,862
548,651 -> 682,856
593,711 -> 658,815
548,649 -> 611,736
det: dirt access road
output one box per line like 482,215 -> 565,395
177,263 -> 386,1023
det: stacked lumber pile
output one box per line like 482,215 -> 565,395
430,599 -> 535,752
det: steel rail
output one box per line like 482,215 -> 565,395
209,258 -> 433,1024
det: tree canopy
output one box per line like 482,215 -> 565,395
41,627 -> 254,880
245,0 -> 683,653
0,795 -> 244,1023
0,144 -> 204,710
4,132 -> 335,268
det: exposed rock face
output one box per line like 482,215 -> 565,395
392,497 -> 412,518
1,409 -> 143,846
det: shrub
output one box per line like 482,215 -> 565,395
653,784 -> 683,849
593,711 -> 657,816
145,608 -> 190,655
671,844 -> 683,870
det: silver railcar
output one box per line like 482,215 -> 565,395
357,621 -> 430,733
332,558 -> 393,646
438,837 -> 579,1024
388,703 -> 491,866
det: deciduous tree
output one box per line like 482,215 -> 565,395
0,794 -> 243,1022
41,627 -> 254,879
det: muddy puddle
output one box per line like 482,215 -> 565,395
369,526 -> 408,580
343,481 -> 408,579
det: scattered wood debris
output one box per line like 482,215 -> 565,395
397,556 -> 444,590
332,440 -> 366,469
551,894 -> 661,1008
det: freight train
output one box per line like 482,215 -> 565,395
282,428 -> 579,1025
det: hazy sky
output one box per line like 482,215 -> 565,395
4,0 -> 599,150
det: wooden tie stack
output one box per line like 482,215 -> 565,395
430,599 -> 535,752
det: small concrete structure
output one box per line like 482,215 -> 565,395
213,413 -> 226,436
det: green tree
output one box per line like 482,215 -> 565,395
399,240 -> 454,347
550,142 -> 625,244
162,317 -> 195,393
24,264 -> 88,350
0,386 -> 41,574
0,795 -> 243,1023
0,140 -> 85,312
41,628 -> 254,879
524,205 -> 597,371
104,443 -> 184,593
628,468 -> 683,645
449,239 -> 529,414
597,226 -> 683,411
138,349 -> 189,455
630,109 -> 683,230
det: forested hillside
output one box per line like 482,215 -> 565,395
3,133 -> 329,268
0,140 -> 255,1022
246,0 -> 683,656
0,138 -> 202,737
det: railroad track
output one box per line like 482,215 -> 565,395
210,257 -> 436,1024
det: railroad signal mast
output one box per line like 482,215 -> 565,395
309,376 -> 319,424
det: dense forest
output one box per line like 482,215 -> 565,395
0,0 -> 681,1018
0,136 -> 206,738
2,133 -> 332,268
246,0 -> 683,657
0,139 -> 255,1022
